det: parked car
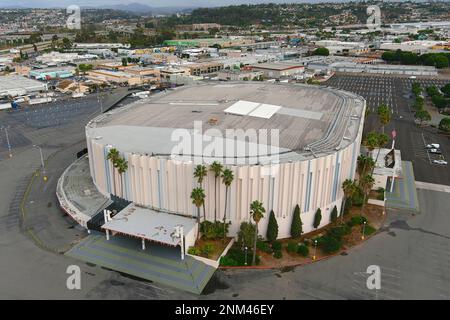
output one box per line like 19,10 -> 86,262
433,159 -> 448,165
429,149 -> 442,154
426,144 -> 440,149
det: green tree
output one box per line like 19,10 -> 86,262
313,208 -> 322,229
330,205 -> 338,223
122,58 -> 128,66
360,175 -> 375,216
341,179 -> 356,223
415,110 -> 431,126
266,210 -> 278,242
194,164 -> 208,220
250,200 -> 265,265
313,47 -> 329,56
191,187 -> 205,241
290,204 -> 303,238
210,161 -> 223,222
221,168 -> 234,239
377,104 -> 391,134
439,117 -> 450,133
237,222 -> 256,249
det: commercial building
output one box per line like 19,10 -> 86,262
86,70 -> 148,86
184,61 -> 224,76
249,62 -> 305,79
331,62 -> 438,76
29,66 -> 75,80
218,69 -> 263,81
0,74 -> 47,97
82,83 -> 365,249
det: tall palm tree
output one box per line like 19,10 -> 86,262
357,155 -> 375,180
107,148 -> 120,193
360,175 -> 375,216
341,179 -> 356,223
115,157 -> 128,197
190,187 -> 205,241
210,161 -> 223,222
363,131 -> 379,158
221,168 -> 234,240
377,104 -> 391,134
194,164 -> 208,221
250,200 -> 265,266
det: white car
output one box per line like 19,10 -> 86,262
429,148 -> 442,154
433,159 -> 448,165
426,144 -> 440,149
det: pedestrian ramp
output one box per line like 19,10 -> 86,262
66,233 -> 216,294
385,161 -> 420,213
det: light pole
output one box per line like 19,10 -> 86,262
33,145 -> 47,181
361,221 -> 367,240
244,246 -> 248,266
312,239 -> 318,260
1,126 -> 12,158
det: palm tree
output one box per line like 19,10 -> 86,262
341,179 -> 356,223
115,157 -> 128,197
357,155 -> 375,180
107,148 -> 120,193
194,164 -> 208,221
360,175 -> 375,216
190,187 -> 205,241
363,131 -> 379,158
250,200 -> 265,266
221,168 -> 234,240
377,104 -> 391,134
210,161 -> 223,222
194,164 -> 207,187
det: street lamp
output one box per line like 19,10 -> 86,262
361,221 -> 367,240
312,239 -> 318,260
244,246 -> 248,266
33,145 -> 47,181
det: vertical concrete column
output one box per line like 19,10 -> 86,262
142,238 -> 146,250
106,229 -> 110,241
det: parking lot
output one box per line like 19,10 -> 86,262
324,73 -> 450,185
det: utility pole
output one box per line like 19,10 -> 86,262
33,145 -> 47,181
2,126 -> 12,158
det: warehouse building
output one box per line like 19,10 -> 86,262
249,62 -> 305,79
0,74 -> 48,97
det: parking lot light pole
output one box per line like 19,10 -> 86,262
312,240 -> 318,260
361,221 -> 367,240
33,145 -> 47,181
2,127 -> 12,158
244,246 -> 248,266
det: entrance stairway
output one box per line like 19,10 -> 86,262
66,232 -> 216,294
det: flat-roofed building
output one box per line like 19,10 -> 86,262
184,61 -> 224,76
250,62 -> 305,79
0,74 -> 48,97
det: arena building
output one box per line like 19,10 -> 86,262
83,82 -> 365,248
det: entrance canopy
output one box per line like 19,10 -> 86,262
102,203 -> 196,247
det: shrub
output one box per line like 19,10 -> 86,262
297,244 -> 309,257
290,204 -> 303,238
188,247 -> 200,255
313,208 -> 322,229
274,250 -> 283,259
351,186 -> 365,207
201,244 -> 215,258
219,256 -> 238,266
321,236 -> 342,254
266,210 -> 279,242
286,241 -> 298,253
327,225 -> 351,240
271,240 -> 282,251
330,205 -> 338,223
364,225 -> 376,236
256,239 -> 272,253
439,117 -> 450,133
347,216 -> 368,227
225,247 -> 259,266
200,221 -> 229,240
303,239 -> 310,246
237,222 -> 256,249
343,198 -> 352,215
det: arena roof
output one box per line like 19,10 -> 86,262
87,82 -> 365,162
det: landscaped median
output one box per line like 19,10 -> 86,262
218,204 -> 385,269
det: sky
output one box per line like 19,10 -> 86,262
0,0 -> 370,9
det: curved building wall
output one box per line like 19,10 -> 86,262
87,118 -> 364,239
